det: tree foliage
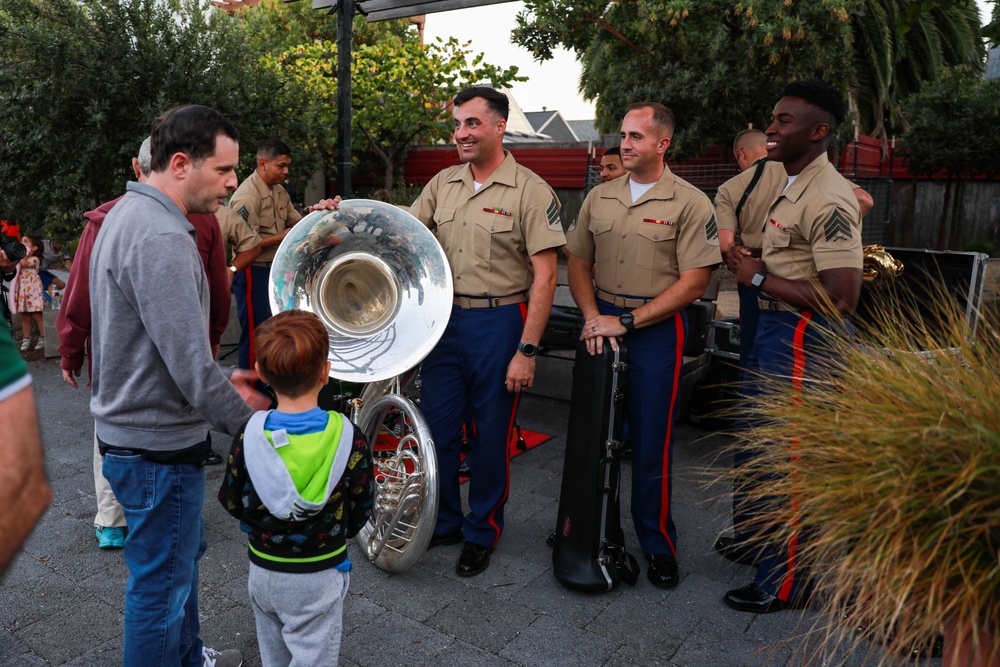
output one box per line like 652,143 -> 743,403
0,0 -> 314,240
262,16 -> 524,193
513,0 -> 856,159
851,0 -> 984,143
900,66 -> 1000,180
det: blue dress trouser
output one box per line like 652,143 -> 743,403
597,299 -> 687,557
744,309 -> 852,603
420,303 -> 526,549
233,265 -> 273,371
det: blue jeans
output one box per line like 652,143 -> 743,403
103,452 -> 207,667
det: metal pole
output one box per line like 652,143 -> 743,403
337,0 -> 354,198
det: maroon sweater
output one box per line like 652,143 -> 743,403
57,197 -> 231,378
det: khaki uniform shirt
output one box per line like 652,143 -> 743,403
408,151 -> 565,296
714,159 -> 786,250
216,205 -> 262,257
762,153 -> 862,281
229,170 -> 302,267
566,166 -> 721,298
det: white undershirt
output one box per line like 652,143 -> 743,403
628,178 -> 656,203
783,174 -> 798,193
473,180 -> 483,192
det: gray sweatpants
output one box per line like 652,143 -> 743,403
248,562 -> 350,667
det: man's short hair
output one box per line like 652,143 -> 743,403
625,102 -> 675,138
733,128 -> 766,154
254,310 -> 329,398
149,105 -> 239,173
604,146 -> 621,157
781,80 -> 847,129
256,138 -> 292,161
137,137 -> 153,177
454,86 -> 510,121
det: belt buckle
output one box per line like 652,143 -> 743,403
458,296 -> 472,309
615,296 -> 627,308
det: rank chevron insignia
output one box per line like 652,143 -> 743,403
824,209 -> 853,243
704,214 -> 719,241
235,204 -> 250,223
546,198 -> 561,231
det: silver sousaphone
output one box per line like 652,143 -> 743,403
269,199 -> 452,573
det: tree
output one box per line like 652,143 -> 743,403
263,18 -> 524,193
0,0 -> 313,240
850,0 -> 984,144
353,36 -> 523,192
513,0 -> 856,159
900,66 -> 1000,249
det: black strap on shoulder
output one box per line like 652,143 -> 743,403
734,157 -> 769,225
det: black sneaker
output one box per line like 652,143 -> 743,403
206,450 -> 224,465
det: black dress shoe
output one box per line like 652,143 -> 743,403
723,583 -> 796,613
646,554 -> 679,589
428,531 -> 463,549
545,530 -> 556,547
456,541 -> 492,577
205,450 -> 224,465
714,536 -> 758,566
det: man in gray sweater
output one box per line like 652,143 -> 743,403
90,105 -> 268,667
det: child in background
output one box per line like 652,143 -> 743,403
16,235 -> 45,351
219,309 -> 372,667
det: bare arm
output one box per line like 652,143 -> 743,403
566,250 -> 599,320
505,248 -> 559,393
579,267 -> 712,355
719,229 -> 736,257
853,187 -> 874,219
229,244 -> 262,274
734,253 -> 862,315
0,384 -> 52,573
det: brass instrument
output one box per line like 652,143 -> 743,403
863,244 -> 904,288
269,200 -> 453,573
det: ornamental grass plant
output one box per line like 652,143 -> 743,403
727,283 -> 1000,665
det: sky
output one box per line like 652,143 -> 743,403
421,2 -> 595,120
421,0 -> 997,123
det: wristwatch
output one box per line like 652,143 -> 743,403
517,342 -> 538,357
619,313 -> 635,332
751,270 -> 767,290
228,265 -> 238,274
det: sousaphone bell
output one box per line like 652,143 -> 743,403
269,199 -> 453,573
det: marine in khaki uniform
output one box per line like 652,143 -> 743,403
725,81 -> 862,615
712,130 -> 789,568
566,102 -> 720,590
408,86 -> 565,578
215,205 -> 261,279
228,139 -> 339,371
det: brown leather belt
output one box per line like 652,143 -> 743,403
453,293 -> 527,309
596,288 -> 650,309
757,298 -> 798,313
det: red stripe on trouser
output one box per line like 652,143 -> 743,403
485,301 -> 529,547
244,268 -> 257,370
777,311 -> 812,602
657,312 -> 685,556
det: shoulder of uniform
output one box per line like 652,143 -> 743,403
671,174 -> 712,202
513,163 -> 549,187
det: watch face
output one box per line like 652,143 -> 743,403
519,342 -> 537,356
752,272 -> 766,287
